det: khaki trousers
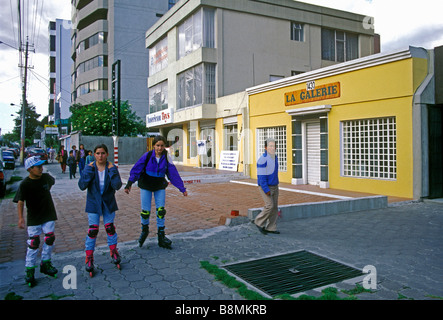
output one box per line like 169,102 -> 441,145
255,185 -> 279,232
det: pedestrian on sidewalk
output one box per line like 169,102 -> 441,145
124,135 -> 188,249
13,156 -> 58,287
78,144 -> 123,275
67,150 -> 77,179
254,138 -> 280,235
57,145 -> 68,174
85,149 -> 94,165
77,144 -> 87,176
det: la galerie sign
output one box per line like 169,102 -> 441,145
285,81 -> 340,106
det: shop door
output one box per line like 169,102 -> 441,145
306,121 -> 320,185
428,106 -> 443,198
200,128 -> 215,168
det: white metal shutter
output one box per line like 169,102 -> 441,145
306,121 -> 320,185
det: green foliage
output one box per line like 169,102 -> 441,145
4,292 -> 23,300
70,100 -> 147,136
10,102 -> 41,146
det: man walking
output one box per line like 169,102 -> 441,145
254,138 -> 280,235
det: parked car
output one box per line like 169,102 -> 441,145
6,148 -> 19,158
1,150 -> 15,169
0,160 -> 6,198
26,148 -> 48,161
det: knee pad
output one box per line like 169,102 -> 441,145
140,210 -> 151,220
28,235 -> 40,250
88,225 -> 99,239
44,232 -> 55,246
105,223 -> 116,236
156,207 -> 166,219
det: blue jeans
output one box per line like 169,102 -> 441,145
85,210 -> 117,251
140,188 -> 166,228
78,158 -> 86,176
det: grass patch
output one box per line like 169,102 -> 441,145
6,176 -> 23,184
40,293 -> 75,300
4,292 -> 23,300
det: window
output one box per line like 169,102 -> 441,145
76,79 -> 108,97
168,0 -> 177,9
270,75 -> 284,82
188,128 -> 197,158
205,63 -> 216,104
257,126 -> 287,172
321,28 -> 359,62
50,35 -> 56,51
149,81 -> 168,113
178,8 -> 215,59
50,57 -> 56,73
76,55 -> 108,76
76,32 -> 107,55
149,37 -> 168,76
224,125 -> 238,151
177,63 -> 216,109
342,117 -> 397,180
291,23 -> 304,42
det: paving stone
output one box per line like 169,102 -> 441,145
1,163 -> 443,301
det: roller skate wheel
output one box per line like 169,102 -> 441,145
89,272 -> 93,277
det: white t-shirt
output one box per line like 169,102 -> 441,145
98,170 -> 105,194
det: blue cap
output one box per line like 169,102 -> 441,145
25,156 -> 46,170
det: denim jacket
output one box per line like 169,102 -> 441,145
78,161 -> 122,214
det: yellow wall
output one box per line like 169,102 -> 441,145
248,56 -> 429,198
215,115 -> 245,172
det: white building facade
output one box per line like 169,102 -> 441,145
145,0 -> 379,168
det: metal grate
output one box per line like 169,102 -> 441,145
223,250 -> 363,297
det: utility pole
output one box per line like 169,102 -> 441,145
112,60 -> 121,167
19,39 -> 30,166
17,1 -> 32,166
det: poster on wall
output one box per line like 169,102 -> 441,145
219,151 -> 239,171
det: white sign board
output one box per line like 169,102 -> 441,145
146,108 -> 173,127
45,125 -> 58,135
219,151 -> 239,171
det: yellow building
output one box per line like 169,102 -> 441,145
246,46 -> 442,200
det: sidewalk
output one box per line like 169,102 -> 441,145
1,162 -> 442,301
1,162 -> 372,263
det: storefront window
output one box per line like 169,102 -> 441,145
257,126 -> 287,172
291,120 -> 302,179
224,125 -> 238,151
188,128 -> 197,158
342,117 -> 397,180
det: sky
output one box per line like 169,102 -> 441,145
1,0 -> 442,136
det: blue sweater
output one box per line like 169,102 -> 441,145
257,151 -> 279,194
128,151 -> 186,193
78,162 -> 122,214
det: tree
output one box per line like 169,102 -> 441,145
70,100 -> 147,136
11,103 -> 41,146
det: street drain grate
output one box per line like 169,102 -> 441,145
223,250 -> 363,297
